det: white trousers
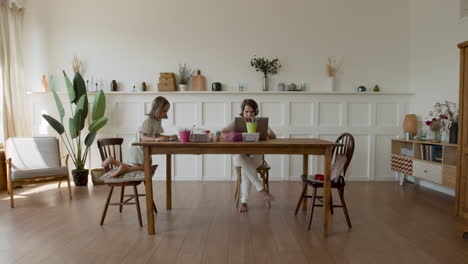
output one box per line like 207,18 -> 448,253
233,154 -> 264,203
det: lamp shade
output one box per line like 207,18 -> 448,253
403,114 -> 418,135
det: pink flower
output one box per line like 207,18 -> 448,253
425,121 -> 432,126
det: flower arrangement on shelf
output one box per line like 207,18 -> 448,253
326,56 -> 342,78
178,64 -> 194,90
423,101 -> 458,140
250,55 -> 281,91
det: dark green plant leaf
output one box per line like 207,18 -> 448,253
52,89 -> 65,122
84,132 -> 97,146
42,114 -> 64,134
69,117 -> 78,139
88,117 -> 108,132
73,72 -> 87,105
92,90 -> 106,121
75,95 -> 88,128
63,71 -> 75,103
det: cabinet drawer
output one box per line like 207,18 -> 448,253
413,160 -> 442,184
391,154 -> 413,175
442,166 -> 456,188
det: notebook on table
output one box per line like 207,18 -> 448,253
234,117 -> 269,140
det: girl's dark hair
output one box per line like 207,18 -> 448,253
240,99 -> 259,116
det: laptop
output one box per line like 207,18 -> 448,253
234,117 -> 269,140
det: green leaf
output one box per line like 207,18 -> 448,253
88,117 -> 108,132
73,72 -> 87,105
51,89 -> 65,122
69,117 -> 78,139
92,90 -> 106,121
49,75 -> 56,92
74,108 -> 84,132
84,132 -> 97,146
75,95 -> 88,129
63,71 -> 75,103
42,114 -> 64,134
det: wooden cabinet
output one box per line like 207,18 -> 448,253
391,139 -> 457,188
457,41 -> 468,221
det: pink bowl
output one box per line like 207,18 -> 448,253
223,132 -> 242,142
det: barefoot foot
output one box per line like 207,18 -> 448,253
260,190 -> 275,202
110,165 -> 127,177
240,203 -> 248,213
102,156 -> 115,168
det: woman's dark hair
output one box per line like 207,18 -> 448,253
240,99 -> 259,116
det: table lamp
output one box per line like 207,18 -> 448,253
403,114 -> 418,139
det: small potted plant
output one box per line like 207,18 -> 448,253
178,63 -> 194,91
250,56 -> 281,91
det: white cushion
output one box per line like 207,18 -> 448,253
11,166 -> 68,180
99,169 -> 145,183
6,137 -> 60,171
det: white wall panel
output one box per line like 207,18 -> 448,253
174,102 -> 197,128
202,102 -> 225,128
376,103 -> 399,127
290,103 -> 313,127
348,103 -> 371,127
260,102 -> 284,126
319,103 -> 342,127
375,135 -> 396,180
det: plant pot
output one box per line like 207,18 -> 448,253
72,169 -> 89,186
179,84 -> 188,91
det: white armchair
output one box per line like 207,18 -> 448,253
5,137 -> 72,208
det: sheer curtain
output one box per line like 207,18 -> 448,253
0,0 -> 29,141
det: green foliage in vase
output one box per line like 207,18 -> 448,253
42,70 -> 108,170
250,56 -> 282,77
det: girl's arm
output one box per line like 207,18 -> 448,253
140,133 -> 176,142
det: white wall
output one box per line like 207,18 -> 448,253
23,0 -> 410,93
409,0 -> 468,195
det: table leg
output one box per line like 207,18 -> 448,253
323,147 -> 332,237
166,154 -> 172,210
144,146 -> 155,235
302,154 -> 309,210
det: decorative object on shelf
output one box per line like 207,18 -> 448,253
403,114 -> 418,140
132,85 -> 136,92
326,56 -> 342,91
424,101 -> 458,142
111,80 -> 118,92
449,122 -> 458,144
300,83 -> 306,91
211,82 -> 222,91
192,70 -> 206,91
277,82 -> 285,91
141,82 -> 147,92
373,84 -> 381,92
287,83 -> 297,91
238,82 -> 246,92
250,55 -> 281,91
178,63 -> 194,91
357,86 -> 366,92
158,72 -> 176,91
41,74 -> 49,92
41,62 -> 108,186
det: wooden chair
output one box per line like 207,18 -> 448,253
5,137 -> 72,208
294,133 -> 355,230
97,138 -> 157,227
234,156 -> 270,208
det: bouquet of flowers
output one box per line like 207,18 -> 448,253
424,101 -> 458,133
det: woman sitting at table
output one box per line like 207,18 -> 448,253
102,96 -> 177,177
222,99 -> 276,213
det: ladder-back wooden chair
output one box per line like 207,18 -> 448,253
97,138 -> 157,226
234,155 -> 270,208
294,133 -> 355,230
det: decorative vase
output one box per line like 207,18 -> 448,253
432,130 -> 441,142
179,84 -> 188,91
326,77 -> 336,92
72,169 -> 89,186
262,76 -> 269,91
449,122 -> 458,144
277,82 -> 285,91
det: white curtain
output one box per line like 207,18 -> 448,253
0,0 -> 30,141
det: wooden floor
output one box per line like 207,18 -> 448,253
0,181 -> 467,264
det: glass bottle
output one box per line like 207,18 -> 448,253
111,80 -> 117,92
141,82 -> 147,92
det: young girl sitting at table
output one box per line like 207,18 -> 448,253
102,96 -> 178,177
222,99 -> 276,213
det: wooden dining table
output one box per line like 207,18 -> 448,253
133,138 -> 341,237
